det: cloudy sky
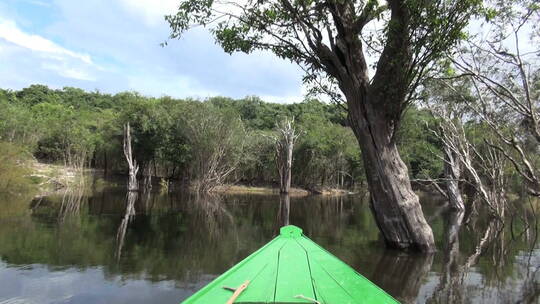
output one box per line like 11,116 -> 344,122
0,0 -> 304,102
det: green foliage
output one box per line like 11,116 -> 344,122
181,102 -> 246,190
0,142 -> 36,194
397,107 -> 443,179
1,84 -> 453,190
294,113 -> 363,188
166,0 -> 481,96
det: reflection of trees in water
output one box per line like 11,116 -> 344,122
515,205 -> 539,304
426,203 -> 540,304
430,217 -> 505,304
372,251 -> 434,303
109,191 -> 242,283
293,195 -> 354,241
159,192 -> 245,285
57,187 -> 87,221
427,210 -> 465,304
115,190 -> 137,260
191,193 -> 235,242
276,194 -> 290,229
517,257 -> 539,303
12,190 -> 540,301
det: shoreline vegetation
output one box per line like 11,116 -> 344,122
26,161 -> 353,197
211,184 -> 352,196
21,158 -> 392,201
1,82 -> 537,215
0,85 -> 445,199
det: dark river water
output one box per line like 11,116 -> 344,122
0,180 -> 538,304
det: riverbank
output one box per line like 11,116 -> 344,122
26,161 -> 353,197
29,162 -> 87,194
211,184 -> 352,196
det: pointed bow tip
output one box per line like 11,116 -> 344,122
280,225 -> 303,238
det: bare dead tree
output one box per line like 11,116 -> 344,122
123,123 -> 139,191
274,119 -> 300,194
443,144 -> 465,211
117,123 -> 139,260
428,108 -> 508,219
420,99 -> 468,211
445,1 -> 540,197
194,143 -> 238,193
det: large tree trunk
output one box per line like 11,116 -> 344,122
348,100 -> 435,251
311,1 -> 436,251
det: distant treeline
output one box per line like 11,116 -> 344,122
0,84 -> 443,190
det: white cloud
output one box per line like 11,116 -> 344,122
126,73 -> 217,98
0,0 -> 305,102
117,0 -> 178,26
0,19 -> 92,64
42,63 -> 96,81
0,18 -> 101,83
23,0 -> 52,7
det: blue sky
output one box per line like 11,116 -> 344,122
0,0 -> 304,102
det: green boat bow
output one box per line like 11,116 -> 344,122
182,225 -> 399,303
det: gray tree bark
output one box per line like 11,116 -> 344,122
312,1 -> 436,252
443,146 -> 465,211
123,123 -> 139,191
347,100 -> 435,251
275,119 -> 299,194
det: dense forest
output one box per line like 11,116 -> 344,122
0,84 -> 442,193
1,76 -> 538,204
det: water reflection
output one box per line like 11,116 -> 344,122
277,194 -> 290,228
427,211 -> 464,304
372,251 -> 434,303
0,183 -> 539,304
115,191 -> 137,260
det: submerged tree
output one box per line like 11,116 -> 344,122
274,119 -> 300,193
448,0 -> 540,198
123,123 -> 139,191
418,0 -> 540,219
166,0 -> 481,251
425,81 -> 506,218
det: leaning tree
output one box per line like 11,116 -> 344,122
166,0 -> 480,251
